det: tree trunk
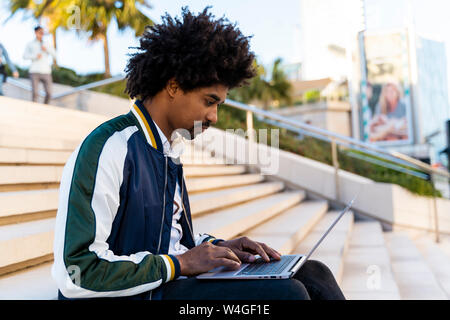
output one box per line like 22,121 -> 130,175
51,29 -> 58,67
100,31 -> 111,78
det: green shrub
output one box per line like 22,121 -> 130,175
304,90 -> 321,103
90,80 -> 128,99
215,104 -> 440,198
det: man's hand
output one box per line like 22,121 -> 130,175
176,242 -> 242,276
216,237 -> 282,263
12,71 -> 19,78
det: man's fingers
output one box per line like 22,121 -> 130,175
234,250 -> 256,263
241,237 -> 282,262
258,242 -> 282,261
241,238 -> 270,262
212,245 -> 242,270
214,258 -> 241,270
214,245 -> 241,264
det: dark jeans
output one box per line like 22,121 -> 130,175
159,259 -> 346,300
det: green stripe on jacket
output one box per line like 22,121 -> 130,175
63,113 -> 168,292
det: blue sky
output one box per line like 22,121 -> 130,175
0,0 -> 302,75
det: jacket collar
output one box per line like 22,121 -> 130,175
152,118 -> 185,159
130,99 -> 164,151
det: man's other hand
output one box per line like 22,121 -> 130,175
216,237 -> 282,263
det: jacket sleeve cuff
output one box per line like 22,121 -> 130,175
160,254 -> 181,282
211,238 -> 224,245
203,235 -> 224,245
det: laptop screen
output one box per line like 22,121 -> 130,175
305,195 -> 357,261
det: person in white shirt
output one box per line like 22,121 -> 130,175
23,26 -> 56,104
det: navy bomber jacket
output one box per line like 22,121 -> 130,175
52,100 -> 221,299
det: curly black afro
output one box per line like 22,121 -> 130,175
125,6 -> 257,101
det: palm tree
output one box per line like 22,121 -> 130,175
229,57 -> 292,109
70,0 -> 154,77
265,58 -> 293,108
7,0 -> 154,77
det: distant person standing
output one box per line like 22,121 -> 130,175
0,42 -> 19,96
23,26 -> 56,104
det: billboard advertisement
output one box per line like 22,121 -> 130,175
359,31 -> 414,146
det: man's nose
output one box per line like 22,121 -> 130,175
206,106 -> 218,124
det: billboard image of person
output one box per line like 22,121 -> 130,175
360,31 -> 413,145
369,82 -> 408,142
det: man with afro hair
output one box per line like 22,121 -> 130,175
52,7 -> 345,300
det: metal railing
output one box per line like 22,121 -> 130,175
6,77 -> 46,96
6,76 -> 449,242
51,75 -> 125,100
6,75 -> 125,100
223,99 -> 450,243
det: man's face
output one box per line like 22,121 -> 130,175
35,28 -> 44,41
168,84 -> 228,140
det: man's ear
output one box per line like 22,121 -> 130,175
166,78 -> 179,99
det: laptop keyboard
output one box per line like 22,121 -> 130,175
236,255 -> 297,276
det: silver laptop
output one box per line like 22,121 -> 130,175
197,194 -> 357,280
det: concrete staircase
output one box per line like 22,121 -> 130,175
1,97 -> 450,300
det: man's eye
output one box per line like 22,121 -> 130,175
206,100 -> 215,106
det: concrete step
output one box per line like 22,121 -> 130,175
0,189 -> 59,224
435,234 -> 450,258
242,200 -> 328,254
341,222 -> 401,300
183,165 -> 246,177
292,210 -> 354,285
413,236 -> 450,298
193,191 -> 306,240
186,174 -> 264,193
181,153 -> 227,165
190,181 -> 285,216
0,262 -> 57,300
181,145 -> 234,165
0,122 -> 88,143
0,218 -> 55,274
384,232 -> 448,300
0,165 -> 63,185
0,197 -> 320,300
0,189 -> 300,297
0,165 -> 250,188
0,182 -> 284,226
0,147 -> 71,165
0,98 -> 106,140
0,133 -> 79,151
393,230 -> 450,262
0,181 -> 282,272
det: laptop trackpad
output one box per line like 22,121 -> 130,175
203,264 -> 250,276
